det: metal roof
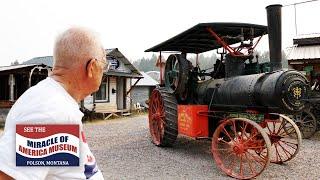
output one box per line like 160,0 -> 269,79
132,72 -> 158,86
106,72 -> 143,78
145,22 -> 267,54
294,33 -> 320,39
23,56 -> 53,67
146,71 -> 160,82
287,45 -> 320,60
0,64 -> 46,72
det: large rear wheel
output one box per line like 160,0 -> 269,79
212,118 -> 271,179
148,88 -> 178,146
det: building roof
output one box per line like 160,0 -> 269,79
133,72 -> 158,86
146,71 -> 160,82
23,48 -> 142,78
294,33 -> 320,39
105,48 -> 142,78
291,34 -> 320,47
23,56 -> 53,67
287,45 -> 320,60
0,64 -> 47,72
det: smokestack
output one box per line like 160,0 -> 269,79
266,4 -> 282,71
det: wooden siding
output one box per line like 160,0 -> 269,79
84,76 -> 132,112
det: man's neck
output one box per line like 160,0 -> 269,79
50,73 -> 84,103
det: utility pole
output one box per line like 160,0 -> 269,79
284,0 -> 319,36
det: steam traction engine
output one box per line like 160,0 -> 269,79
146,5 -> 308,179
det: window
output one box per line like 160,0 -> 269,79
95,78 -> 109,102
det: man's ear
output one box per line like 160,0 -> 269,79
86,59 -> 96,78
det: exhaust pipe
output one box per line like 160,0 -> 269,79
266,4 -> 282,71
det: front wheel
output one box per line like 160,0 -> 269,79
260,114 -> 302,164
212,118 -> 271,179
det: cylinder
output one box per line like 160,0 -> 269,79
196,70 -> 309,114
266,4 -> 282,71
225,54 -> 245,78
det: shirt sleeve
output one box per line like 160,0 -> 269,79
0,113 -> 54,180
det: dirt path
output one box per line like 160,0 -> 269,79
84,115 -> 320,180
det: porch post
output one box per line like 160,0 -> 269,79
8,74 -> 15,102
28,67 -> 35,87
92,92 -> 96,111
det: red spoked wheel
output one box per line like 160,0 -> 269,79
148,88 -> 178,146
261,114 -> 302,164
212,118 -> 271,179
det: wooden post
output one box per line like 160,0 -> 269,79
181,53 -> 187,59
80,100 -> 84,109
9,74 -> 15,102
159,52 -> 163,85
196,54 -> 199,66
29,67 -> 36,87
92,92 -> 96,112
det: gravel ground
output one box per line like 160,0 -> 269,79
1,115 -> 319,179
84,115 -> 320,180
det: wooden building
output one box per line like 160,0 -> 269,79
287,34 -> 320,83
0,64 -> 50,123
0,64 -> 50,108
83,48 -> 143,116
23,48 -> 143,117
0,48 -> 142,122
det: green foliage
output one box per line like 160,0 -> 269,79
255,50 -> 288,68
133,50 -> 288,72
188,53 -> 218,70
133,53 -> 218,72
11,60 -> 19,65
133,54 -> 158,72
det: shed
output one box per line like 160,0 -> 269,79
0,64 -> 50,123
0,64 -> 50,108
146,71 -> 160,82
131,72 -> 159,107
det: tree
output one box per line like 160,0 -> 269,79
133,53 -> 219,72
133,50 -> 288,72
255,50 -> 288,68
133,54 -> 158,72
188,53 -> 218,70
11,60 -> 19,65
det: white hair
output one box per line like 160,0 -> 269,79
53,27 -> 104,68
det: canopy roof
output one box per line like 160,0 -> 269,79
145,23 -> 268,54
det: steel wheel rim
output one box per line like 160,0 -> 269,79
166,56 -> 180,91
148,90 -> 165,145
291,111 -> 317,139
212,118 -> 271,179
262,114 -> 302,163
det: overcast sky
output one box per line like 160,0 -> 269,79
0,0 -> 319,66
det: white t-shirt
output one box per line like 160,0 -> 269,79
0,77 -> 104,180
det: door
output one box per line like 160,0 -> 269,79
117,77 -> 127,110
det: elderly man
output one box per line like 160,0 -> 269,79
0,27 -> 107,179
